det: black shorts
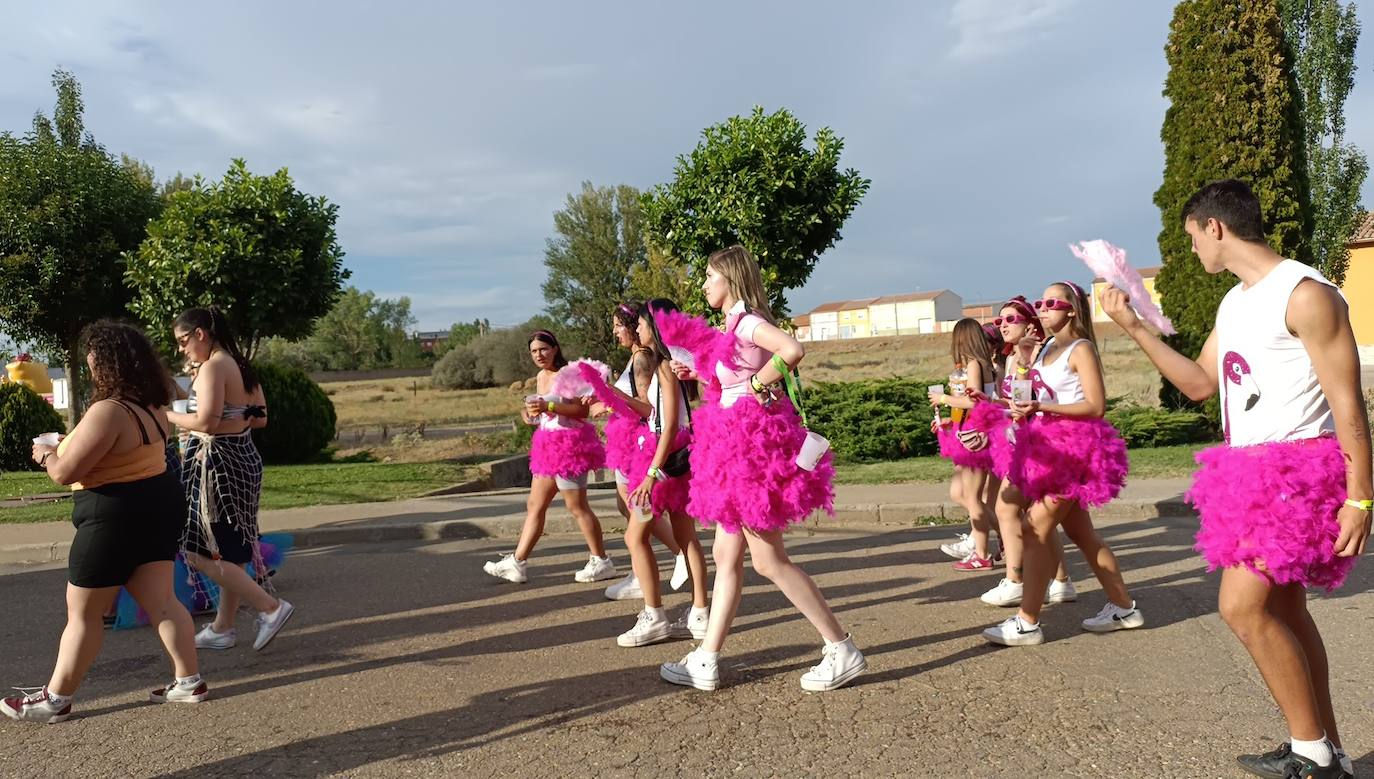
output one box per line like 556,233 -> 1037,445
184,518 -> 256,565
68,471 -> 186,588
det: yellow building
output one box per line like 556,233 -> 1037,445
1340,212 -> 1374,354
835,298 -> 878,339
1091,266 -> 1162,323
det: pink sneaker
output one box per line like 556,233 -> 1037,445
953,554 -> 995,572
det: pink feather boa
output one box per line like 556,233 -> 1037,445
688,395 -> 833,533
1070,239 -> 1175,335
936,401 -> 1010,471
576,360 -> 645,473
996,414 -> 1128,507
528,423 -> 605,479
1188,436 -> 1354,591
552,359 -> 611,399
653,309 -> 740,390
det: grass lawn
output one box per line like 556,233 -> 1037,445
833,443 -> 1208,485
0,461 -> 480,525
324,378 -> 523,431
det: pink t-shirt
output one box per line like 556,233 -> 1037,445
716,308 -> 770,407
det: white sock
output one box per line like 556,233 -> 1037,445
645,606 -> 666,621
690,605 -> 708,618
44,690 -> 72,708
1290,735 -> 1334,767
176,674 -> 202,688
694,649 -> 719,662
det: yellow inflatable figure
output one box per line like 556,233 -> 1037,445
4,353 -> 53,394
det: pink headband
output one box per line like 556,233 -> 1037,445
1057,280 -> 1086,300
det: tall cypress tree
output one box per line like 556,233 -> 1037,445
1280,0 -> 1367,285
1154,0 -> 1311,407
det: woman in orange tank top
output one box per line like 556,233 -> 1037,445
2,322 -> 206,725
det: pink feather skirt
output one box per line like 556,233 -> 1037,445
996,415 -> 1128,507
688,395 -> 834,533
528,423 -> 606,480
627,427 -> 692,515
1188,436 -> 1355,591
603,413 -> 644,475
936,402 -> 1011,471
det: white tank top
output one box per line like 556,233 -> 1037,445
614,361 -> 634,395
1215,259 -> 1337,446
537,393 -> 584,431
1030,338 -> 1088,404
647,372 -> 689,432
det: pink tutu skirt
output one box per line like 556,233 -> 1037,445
688,395 -> 834,533
936,402 -> 1010,471
528,423 -> 605,480
997,415 -> 1127,507
603,413 -> 643,475
628,428 -> 692,515
1188,436 -> 1355,591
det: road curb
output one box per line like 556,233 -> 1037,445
0,497 -> 1196,567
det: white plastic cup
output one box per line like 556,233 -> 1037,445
795,430 -> 831,472
33,432 -> 62,447
171,399 -> 190,414
1009,379 -> 1033,404
927,384 -> 944,399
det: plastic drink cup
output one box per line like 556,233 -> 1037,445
33,432 -> 61,447
796,430 -> 831,472
1010,379 -> 1033,404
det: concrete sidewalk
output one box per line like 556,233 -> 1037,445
0,478 -> 1195,565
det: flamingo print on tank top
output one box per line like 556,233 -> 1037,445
1221,351 -> 1261,444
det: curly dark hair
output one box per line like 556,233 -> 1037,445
81,321 -> 173,408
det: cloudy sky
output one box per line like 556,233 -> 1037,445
3,0 -> 1373,331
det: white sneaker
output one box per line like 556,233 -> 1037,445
604,572 -> 641,601
616,608 -> 673,647
799,635 -> 867,692
574,555 -> 617,583
1046,578 -> 1078,604
148,678 -> 210,704
660,648 -> 720,691
940,533 -> 975,560
0,687 -> 70,724
253,600 -> 295,651
980,577 -> 1024,607
483,554 -> 528,584
982,615 -> 1044,646
194,623 -> 236,650
1081,600 -> 1145,633
670,553 -> 689,591
669,606 -> 709,640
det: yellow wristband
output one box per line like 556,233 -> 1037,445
938,394 -> 948,406
1346,498 -> 1374,512
546,401 -> 556,413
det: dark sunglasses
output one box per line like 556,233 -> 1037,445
992,314 -> 1031,327
1033,299 -> 1074,312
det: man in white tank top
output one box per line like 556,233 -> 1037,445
1103,180 -> 1369,778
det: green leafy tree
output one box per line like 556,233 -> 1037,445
126,159 -> 349,357
304,287 -> 416,370
0,70 -> 163,416
1154,0 -> 1311,407
627,244 -> 697,306
1280,0 -> 1368,284
434,318 -> 490,358
642,106 -> 870,316
541,182 -> 645,360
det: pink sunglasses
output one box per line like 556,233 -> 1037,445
1033,299 -> 1074,312
992,313 -> 1031,327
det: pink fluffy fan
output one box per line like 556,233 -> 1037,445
1069,240 -> 1175,336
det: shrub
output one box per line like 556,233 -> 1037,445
432,343 -> 486,389
251,364 -> 337,464
0,383 -> 66,472
1105,404 -> 1219,448
806,378 -> 940,463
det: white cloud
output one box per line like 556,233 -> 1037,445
947,0 -> 1079,63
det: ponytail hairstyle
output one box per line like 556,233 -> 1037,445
640,298 -> 699,402
982,323 -> 1007,376
528,329 -> 568,369
175,307 -> 259,393
707,245 -> 777,325
1050,280 -> 1096,346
